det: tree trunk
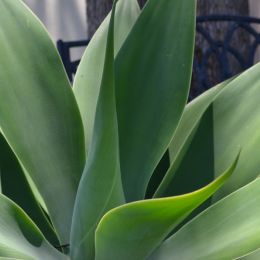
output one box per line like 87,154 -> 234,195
192,0 -> 249,95
86,0 -> 112,38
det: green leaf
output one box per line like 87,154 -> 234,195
0,194 -> 67,260
0,133 -> 59,246
115,0 -> 196,201
150,178 -> 260,260
73,0 -> 140,153
154,79 -> 232,198
168,79 -> 232,165
240,248 -> 260,259
160,63 -> 260,203
0,258 -> 26,260
70,2 -> 124,259
0,0 -> 85,243
155,105 -> 215,228
95,156 -> 238,260
212,63 -> 260,201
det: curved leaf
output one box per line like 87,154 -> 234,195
0,133 -> 59,246
168,79 -> 232,165
154,79 -> 232,197
0,194 -> 67,260
73,0 -> 140,152
240,248 -> 260,259
159,63 -> 260,203
115,0 -> 196,201
212,63 -> 260,201
95,156 -> 238,260
150,178 -> 260,260
70,2 -> 124,259
0,0 -> 85,243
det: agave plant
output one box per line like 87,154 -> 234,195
1,0 -> 260,259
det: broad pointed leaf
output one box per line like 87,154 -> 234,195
0,0 -> 85,243
73,0 -> 140,152
115,0 -> 196,201
95,156 -> 238,260
154,79 -> 232,198
70,2 -> 124,259
161,63 -> 260,203
0,194 -> 67,260
0,133 -> 59,246
212,63 -> 260,201
150,178 -> 260,260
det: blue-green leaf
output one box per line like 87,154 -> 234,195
115,0 -> 196,201
95,156 -> 238,260
0,0 -> 85,243
154,79 -> 232,198
160,63 -> 260,204
73,0 -> 140,153
151,178 -> 260,260
0,194 -> 67,260
70,2 -> 124,259
0,133 -> 59,246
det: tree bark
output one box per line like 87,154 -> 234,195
192,0 -> 249,96
86,0 -> 112,38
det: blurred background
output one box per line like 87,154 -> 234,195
23,0 -> 86,42
23,0 -> 260,96
23,1 -> 260,40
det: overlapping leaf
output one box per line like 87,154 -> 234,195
154,79 -> 232,197
0,0 -> 85,243
73,0 -> 140,152
70,2 -> 124,259
115,0 -> 196,201
0,194 -> 67,260
95,156 -> 238,260
212,64 -> 260,201
150,178 -> 260,260
0,133 -> 59,246
161,63 -> 260,203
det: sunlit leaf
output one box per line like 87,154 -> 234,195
95,155 -> 238,260
151,178 -> 260,260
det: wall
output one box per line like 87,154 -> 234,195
249,0 -> 260,61
23,0 -> 87,42
249,0 -> 260,17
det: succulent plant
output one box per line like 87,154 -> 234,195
1,0 -> 260,259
